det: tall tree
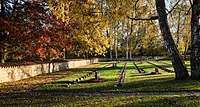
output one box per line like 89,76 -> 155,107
126,21 -> 129,59
0,0 -> 6,18
0,0 -> 73,62
155,0 -> 189,80
191,0 -> 200,79
48,0 -> 110,57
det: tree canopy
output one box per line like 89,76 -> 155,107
1,0 -> 200,79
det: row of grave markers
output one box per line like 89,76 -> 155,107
147,61 -> 174,72
65,62 -> 119,87
64,61 -> 173,87
133,62 -> 146,74
116,62 -> 127,87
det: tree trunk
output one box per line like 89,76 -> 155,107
126,28 -> 129,60
114,31 -> 118,60
183,30 -> 190,60
0,54 -> 5,63
129,18 -> 134,59
121,21 -> 125,58
183,43 -> 187,59
122,38 -> 125,57
114,36 -> 118,59
129,38 -> 133,59
155,0 -> 189,80
0,0 -> 6,18
63,48 -> 66,59
106,30 -> 113,60
109,48 -> 113,60
0,0 -> 6,63
191,0 -> 200,79
176,11 -> 181,46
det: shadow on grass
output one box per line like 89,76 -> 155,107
123,76 -> 200,92
36,61 -> 198,94
35,61 -> 197,93
36,73 -> 200,94
78,78 -> 117,84
53,81 -> 73,84
1,62 -> 199,107
136,65 -> 156,69
138,64 -> 172,70
1,91 -> 200,107
123,95 -> 200,107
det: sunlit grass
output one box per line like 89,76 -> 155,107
36,61 -> 200,93
135,61 -> 156,73
158,60 -> 190,69
1,61 -> 200,107
0,63 -> 100,93
37,62 -> 123,93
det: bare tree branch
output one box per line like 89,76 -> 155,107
127,16 -> 158,21
167,0 -> 181,14
189,0 -> 192,6
134,0 -> 139,10
186,6 -> 192,15
127,0 -> 183,21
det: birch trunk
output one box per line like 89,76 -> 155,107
126,25 -> 129,60
106,30 -> 113,60
155,0 -> 189,80
191,0 -> 200,79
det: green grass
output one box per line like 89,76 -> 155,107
148,60 -> 175,71
1,61 -> 200,107
1,93 -> 200,107
36,61 -> 200,93
37,62 -> 123,93
135,61 -> 157,73
158,60 -> 191,69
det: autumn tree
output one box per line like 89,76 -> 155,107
0,0 -> 73,62
155,0 -> 189,79
167,0 -> 191,56
191,0 -> 200,79
48,0 -> 110,58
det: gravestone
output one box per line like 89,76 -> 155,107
112,63 -> 117,68
155,68 -> 159,72
95,71 -> 100,80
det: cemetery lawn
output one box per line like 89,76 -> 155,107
1,60 -> 200,107
1,92 -> 200,107
36,61 -> 199,93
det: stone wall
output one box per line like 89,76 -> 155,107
0,58 -> 98,83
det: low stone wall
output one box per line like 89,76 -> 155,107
0,58 -> 98,83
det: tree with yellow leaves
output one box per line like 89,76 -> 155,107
48,0 -> 110,57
